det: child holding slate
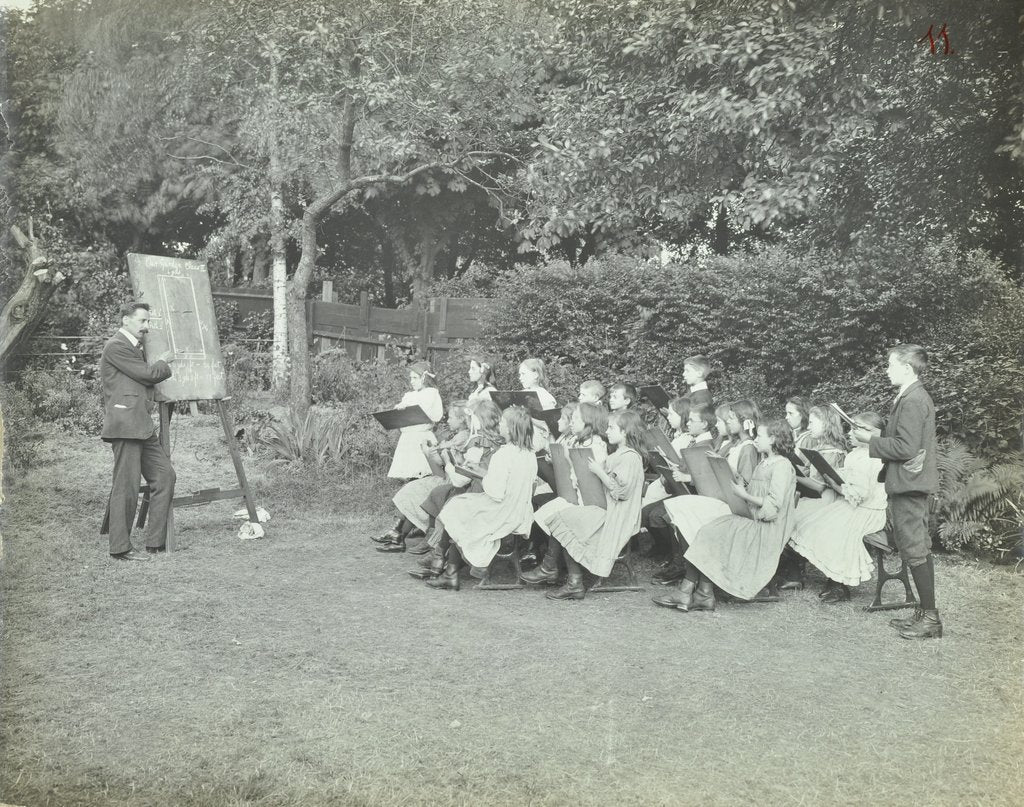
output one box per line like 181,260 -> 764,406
789,412 -> 887,602
795,405 -> 846,511
529,403 -> 609,548
386,360 -> 444,480
425,406 -> 538,591
661,399 -> 760,559
467,357 -> 497,404
655,419 -> 797,611
647,403 -> 716,584
378,400 -> 471,552
518,358 -> 558,448
409,398 -> 505,578
642,397 -> 693,508
525,409 -> 646,600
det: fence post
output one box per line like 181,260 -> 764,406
359,291 -> 370,334
321,280 -> 334,302
437,296 -> 449,341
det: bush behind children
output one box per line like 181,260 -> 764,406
372,347 -> 944,641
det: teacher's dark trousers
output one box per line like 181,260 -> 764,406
107,434 -> 176,555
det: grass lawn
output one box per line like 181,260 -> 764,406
2,416 -> 1022,806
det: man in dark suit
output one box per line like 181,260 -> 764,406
853,344 -> 941,639
100,301 -> 176,561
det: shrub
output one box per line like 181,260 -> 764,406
223,343 -> 272,399
17,368 -> 103,434
477,242 -> 1024,453
0,383 -> 44,475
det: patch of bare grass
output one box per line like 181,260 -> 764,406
2,423 -> 1022,806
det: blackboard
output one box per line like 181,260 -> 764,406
127,253 -> 227,401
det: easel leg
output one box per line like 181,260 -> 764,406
160,402 -> 176,552
217,400 -> 259,523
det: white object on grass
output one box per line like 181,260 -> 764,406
233,506 -> 271,523
238,522 -> 265,540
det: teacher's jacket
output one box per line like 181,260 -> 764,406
99,332 -> 173,441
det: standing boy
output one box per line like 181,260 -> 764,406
852,344 -> 941,639
681,355 -> 713,409
100,302 -> 177,560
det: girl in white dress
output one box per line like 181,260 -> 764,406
789,412 -> 888,601
386,361 -> 444,481
426,406 -> 538,591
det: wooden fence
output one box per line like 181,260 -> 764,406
212,285 -> 492,361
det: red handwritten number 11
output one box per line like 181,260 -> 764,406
919,23 -> 954,55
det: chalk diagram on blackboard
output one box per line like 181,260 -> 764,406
156,273 -> 207,361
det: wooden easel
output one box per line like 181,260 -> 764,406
100,397 -> 259,552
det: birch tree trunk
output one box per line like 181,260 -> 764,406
268,51 -> 289,392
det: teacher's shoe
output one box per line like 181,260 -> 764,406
898,609 -> 943,639
376,537 -> 406,553
111,549 -> 151,562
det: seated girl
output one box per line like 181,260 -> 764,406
377,400 -> 471,552
424,406 -> 538,591
467,357 -> 498,404
522,409 -> 647,601
641,397 -> 693,509
386,360 -> 444,481
517,357 -> 558,450
408,398 -> 505,578
661,399 -> 760,541
647,402 -> 716,585
789,412 -> 887,602
653,419 -> 797,612
785,396 -> 812,451
528,402 -> 610,567
794,404 -> 847,512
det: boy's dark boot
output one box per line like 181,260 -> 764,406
898,609 -> 943,639
889,607 -> 924,629
545,572 -> 585,600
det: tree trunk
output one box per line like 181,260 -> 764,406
0,223 -> 61,367
268,54 -> 289,394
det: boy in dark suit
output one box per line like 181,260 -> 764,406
681,355 -> 713,409
100,302 -> 176,560
852,344 -> 941,639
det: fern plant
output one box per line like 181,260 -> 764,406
259,406 -> 391,472
932,437 -> 1024,554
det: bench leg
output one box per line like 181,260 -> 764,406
590,545 -> 643,592
477,536 -> 526,590
865,545 -> 918,612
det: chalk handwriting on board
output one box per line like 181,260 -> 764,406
127,254 -> 227,401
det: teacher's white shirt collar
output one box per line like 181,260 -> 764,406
118,327 -> 140,348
